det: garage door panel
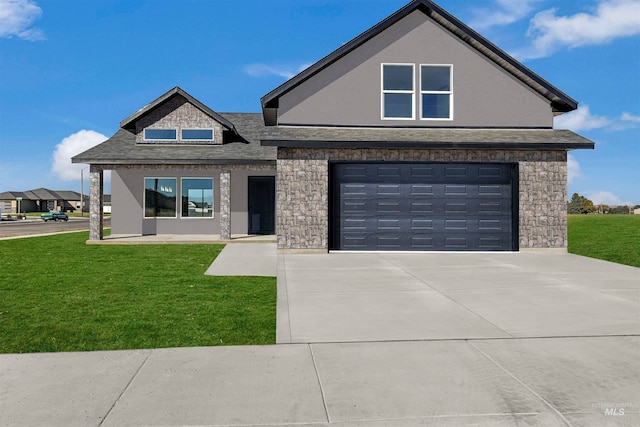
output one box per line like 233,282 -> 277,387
332,163 -> 515,251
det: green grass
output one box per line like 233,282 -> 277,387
568,214 -> 640,268
0,232 -> 276,353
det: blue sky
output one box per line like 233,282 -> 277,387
1,0 -> 639,206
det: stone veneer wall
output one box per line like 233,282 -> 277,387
277,148 -> 567,250
135,96 -> 224,145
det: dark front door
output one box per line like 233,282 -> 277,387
248,176 -> 275,234
330,163 -> 517,251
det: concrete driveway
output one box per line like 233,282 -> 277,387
277,252 -> 639,343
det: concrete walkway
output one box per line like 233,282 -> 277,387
90,233 -> 276,245
206,243 -> 277,276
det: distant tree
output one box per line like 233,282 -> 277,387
610,205 -> 631,214
584,199 -> 595,213
567,193 -> 596,214
596,204 -> 610,214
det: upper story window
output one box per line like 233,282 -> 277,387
144,129 -> 177,141
182,129 -> 214,141
381,63 -> 453,121
382,64 -> 415,119
421,65 -> 452,120
143,128 -> 215,142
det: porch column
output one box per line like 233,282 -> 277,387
89,165 -> 104,240
219,170 -> 231,240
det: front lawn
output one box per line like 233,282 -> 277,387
0,232 -> 276,353
568,214 -> 640,268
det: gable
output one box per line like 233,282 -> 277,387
119,87 -> 237,145
262,1 -> 577,129
133,94 -> 225,144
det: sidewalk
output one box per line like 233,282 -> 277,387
1,337 -> 638,426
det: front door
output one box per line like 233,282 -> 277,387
248,176 -> 275,234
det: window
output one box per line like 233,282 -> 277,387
382,64 -> 414,119
144,129 -> 177,141
182,129 -> 214,141
181,178 -> 213,218
144,178 -> 177,217
421,65 -> 452,120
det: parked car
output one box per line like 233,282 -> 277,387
41,210 -> 69,222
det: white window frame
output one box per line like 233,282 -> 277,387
381,63 -> 415,120
180,177 -> 215,219
181,128 -> 215,142
143,128 -> 177,141
143,177 -> 177,219
420,64 -> 453,121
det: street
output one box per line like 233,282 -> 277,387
0,217 -> 110,238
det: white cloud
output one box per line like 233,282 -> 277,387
554,105 -> 611,132
470,0 -> 541,30
520,0 -> 640,59
621,112 -> 640,123
587,191 -> 632,206
567,154 -> 582,183
0,0 -> 45,41
611,111 -> 640,130
244,62 -> 312,79
51,130 -> 107,181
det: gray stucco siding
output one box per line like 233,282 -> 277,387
278,11 -> 552,128
111,165 -> 275,235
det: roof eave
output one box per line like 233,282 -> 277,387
71,159 -> 276,166
260,139 -> 594,150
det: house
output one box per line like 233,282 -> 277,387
0,188 -> 88,214
73,0 -> 594,252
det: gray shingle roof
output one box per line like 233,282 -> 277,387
24,188 -> 60,200
73,113 -> 277,165
0,191 -> 27,200
261,127 -> 595,150
75,113 -> 594,165
0,189 -> 83,201
53,190 -> 83,200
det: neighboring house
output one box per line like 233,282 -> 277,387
74,0 -> 594,252
0,188 -> 89,214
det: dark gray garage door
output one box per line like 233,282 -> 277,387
330,163 -> 517,251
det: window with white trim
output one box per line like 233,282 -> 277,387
144,129 -> 177,141
382,64 -> 415,119
181,178 -> 214,218
144,178 -> 177,218
420,65 -> 452,120
182,129 -> 214,141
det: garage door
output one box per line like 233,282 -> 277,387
330,163 -> 516,251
